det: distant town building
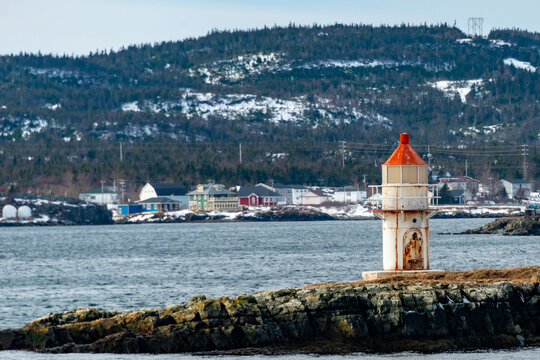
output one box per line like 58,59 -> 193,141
300,189 -> 332,205
258,183 -> 308,205
79,187 -> 118,205
117,203 -> 143,216
139,183 -> 188,209
138,197 -> 180,212
429,170 -> 451,183
438,176 -> 479,193
238,185 -> 283,206
496,179 -> 532,199
449,189 -> 473,204
333,186 -> 366,203
187,183 -> 239,212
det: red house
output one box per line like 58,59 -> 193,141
238,186 -> 283,206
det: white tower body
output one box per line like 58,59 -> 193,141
364,134 -> 438,280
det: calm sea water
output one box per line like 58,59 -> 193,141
0,218 -> 539,359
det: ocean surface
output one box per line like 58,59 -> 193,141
0,218 -> 539,359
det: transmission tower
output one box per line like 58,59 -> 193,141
468,17 -> 484,37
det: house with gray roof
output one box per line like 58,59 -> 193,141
187,183 -> 239,212
497,179 -> 532,199
238,185 -> 283,206
139,182 -> 188,209
79,187 -> 118,205
257,183 -> 308,205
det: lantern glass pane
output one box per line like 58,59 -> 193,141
387,166 -> 401,183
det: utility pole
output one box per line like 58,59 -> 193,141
362,173 -> 367,189
119,179 -> 126,203
101,180 -> 105,205
120,142 -> 123,163
239,143 -> 242,164
427,145 -> 432,172
522,144 -> 528,180
488,177 -> 493,198
341,141 -> 345,168
465,159 -> 468,177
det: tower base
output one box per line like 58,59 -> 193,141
362,270 -> 444,281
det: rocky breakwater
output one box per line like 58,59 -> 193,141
1,266 -> 539,354
462,216 -> 540,235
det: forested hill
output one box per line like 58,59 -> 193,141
0,24 -> 538,194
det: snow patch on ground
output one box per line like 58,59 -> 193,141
430,79 -> 483,103
0,116 -> 49,138
503,58 -> 536,72
121,92 -> 392,127
45,103 -> 61,111
317,204 -> 375,219
455,123 -> 513,137
437,205 -> 524,216
190,55 -> 453,84
189,52 -> 284,84
490,39 -> 513,47
121,101 -> 141,112
300,59 -> 453,72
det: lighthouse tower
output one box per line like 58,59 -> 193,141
363,133 -> 438,280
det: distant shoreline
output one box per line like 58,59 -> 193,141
0,198 -> 526,227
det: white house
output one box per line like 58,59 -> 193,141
497,179 -> 532,199
300,190 -> 332,205
257,183 -> 308,205
79,188 -> 118,205
334,186 -> 367,203
139,183 -> 189,209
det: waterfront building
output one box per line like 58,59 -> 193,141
238,185 -> 283,206
333,186 -> 367,203
300,189 -> 332,205
79,187 -> 118,205
257,183 -> 308,205
117,203 -> 142,216
138,197 -> 180,212
187,183 -> 239,212
496,179 -> 532,199
139,183 -> 188,209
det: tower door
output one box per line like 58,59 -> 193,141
403,229 -> 424,270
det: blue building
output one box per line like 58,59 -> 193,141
117,203 -> 143,216
139,197 -> 180,212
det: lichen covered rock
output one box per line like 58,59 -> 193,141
1,268 -> 539,354
463,216 -> 540,235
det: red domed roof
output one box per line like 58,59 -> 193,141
383,133 -> 426,165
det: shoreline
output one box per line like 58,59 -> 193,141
1,266 -> 539,354
0,199 -> 526,227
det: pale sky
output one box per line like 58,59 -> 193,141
0,0 -> 538,56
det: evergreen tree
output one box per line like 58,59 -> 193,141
439,184 -> 452,204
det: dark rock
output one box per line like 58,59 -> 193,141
1,277 -> 539,354
462,216 -> 540,235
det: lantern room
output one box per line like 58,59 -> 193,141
380,133 -> 430,211
382,133 -> 428,184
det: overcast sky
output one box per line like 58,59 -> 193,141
1,0 -> 538,56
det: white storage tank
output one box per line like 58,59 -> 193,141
17,205 -> 32,219
2,205 -> 17,219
